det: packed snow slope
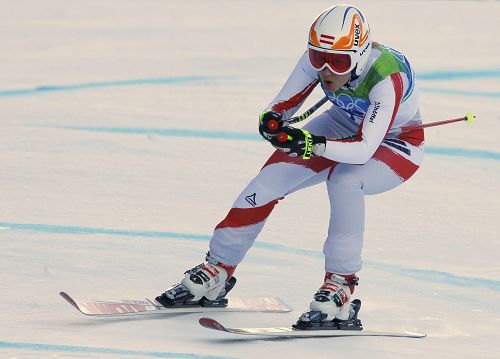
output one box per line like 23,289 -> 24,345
1,1 -> 499,358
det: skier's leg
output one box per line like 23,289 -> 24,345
209,108 -> 354,267
209,150 -> 334,265
298,139 -> 424,326
156,156 -> 333,307
157,110 -> 350,306
324,139 -> 424,275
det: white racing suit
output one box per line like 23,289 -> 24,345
209,45 -> 424,275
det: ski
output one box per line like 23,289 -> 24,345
199,317 -> 426,339
59,291 -> 292,317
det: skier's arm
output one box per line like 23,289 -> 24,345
321,73 -> 404,164
263,52 -> 320,121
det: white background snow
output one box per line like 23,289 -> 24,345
1,0 -> 499,358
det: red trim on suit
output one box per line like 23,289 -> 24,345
271,81 -> 319,113
215,200 -> 279,230
372,146 -> 419,181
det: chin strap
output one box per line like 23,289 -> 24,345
349,64 -> 361,82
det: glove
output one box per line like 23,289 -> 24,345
270,126 -> 326,160
259,111 -> 284,141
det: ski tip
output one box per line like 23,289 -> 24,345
59,291 -> 80,311
199,317 -> 228,332
271,297 -> 293,312
59,291 -> 73,304
402,331 -> 427,338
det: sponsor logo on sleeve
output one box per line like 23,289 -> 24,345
369,102 -> 381,123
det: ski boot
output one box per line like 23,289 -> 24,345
293,273 -> 362,331
155,254 -> 236,308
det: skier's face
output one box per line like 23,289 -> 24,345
319,67 -> 351,92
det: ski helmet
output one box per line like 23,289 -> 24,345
308,4 -> 372,76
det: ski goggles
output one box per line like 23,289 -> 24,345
308,47 -> 354,75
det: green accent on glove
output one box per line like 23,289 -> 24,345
301,130 -> 314,160
259,111 -> 266,123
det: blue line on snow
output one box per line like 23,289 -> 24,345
0,69 -> 498,98
417,68 -> 500,97
1,222 -> 499,292
54,125 -> 500,162
0,76 -> 226,97
424,146 -> 499,161
0,341 -> 234,359
59,126 -> 261,142
0,222 -> 211,241
420,87 -> 500,98
417,68 -> 500,81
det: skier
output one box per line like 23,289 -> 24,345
157,4 -> 425,328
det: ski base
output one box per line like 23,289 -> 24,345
59,292 -> 292,317
199,317 -> 426,339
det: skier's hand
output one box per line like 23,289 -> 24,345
270,126 -> 326,160
259,111 -> 284,141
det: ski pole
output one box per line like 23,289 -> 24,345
398,112 -> 475,132
266,96 -> 329,131
276,112 -> 475,143
285,96 -> 329,126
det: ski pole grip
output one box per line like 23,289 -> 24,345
267,119 -> 280,131
277,132 -> 292,143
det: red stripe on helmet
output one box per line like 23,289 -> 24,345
320,34 -> 335,40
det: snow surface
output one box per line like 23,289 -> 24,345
1,0 -> 499,358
